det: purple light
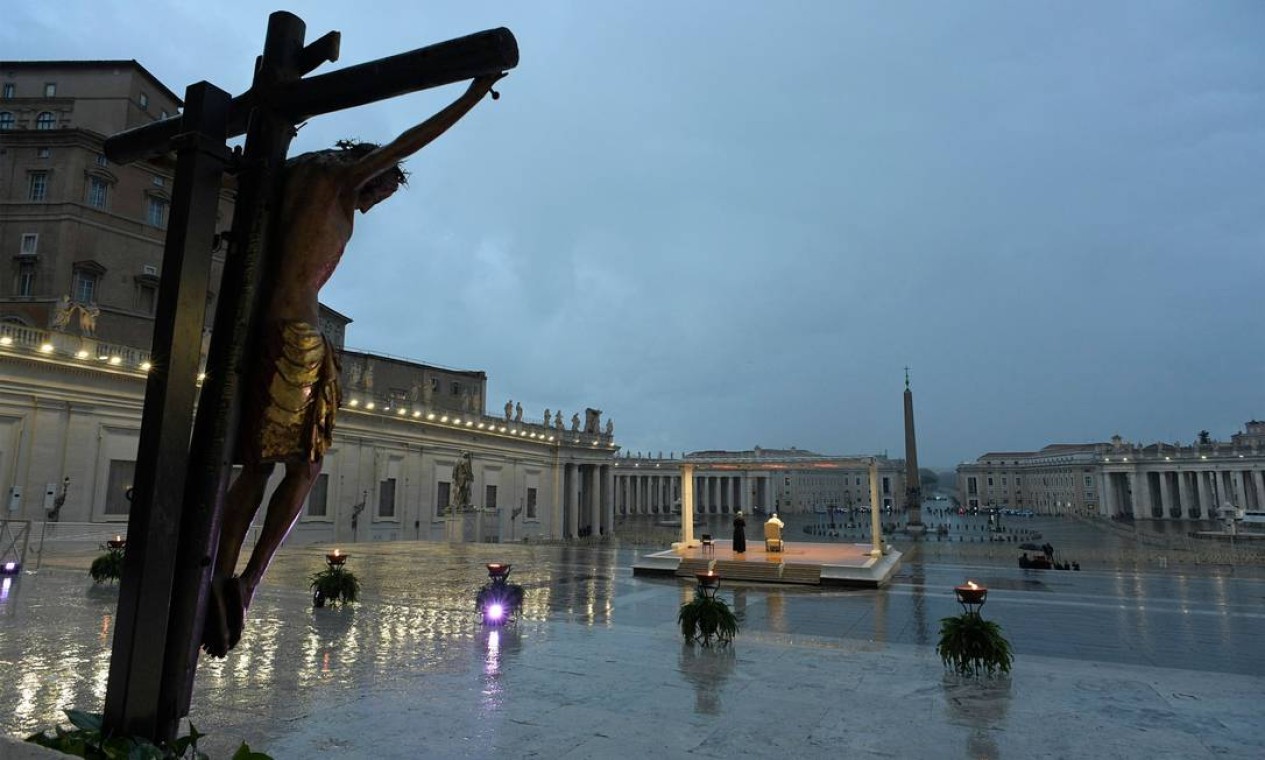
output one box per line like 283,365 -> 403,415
486,603 -> 505,621
2,562 -> 15,573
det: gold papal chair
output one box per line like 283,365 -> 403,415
764,521 -> 784,552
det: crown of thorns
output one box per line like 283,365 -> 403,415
336,139 -> 410,186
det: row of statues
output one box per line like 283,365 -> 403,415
502,401 -> 614,436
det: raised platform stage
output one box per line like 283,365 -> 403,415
632,539 -> 902,588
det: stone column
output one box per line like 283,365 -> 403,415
1231,470 -> 1246,510
601,465 -> 613,535
679,463 -> 696,547
586,465 -> 599,534
1197,471 -> 1212,519
1252,470 -> 1265,511
1101,471 -> 1116,517
1216,471 -> 1231,512
1178,470 -> 1189,518
1126,472 -> 1142,519
1138,470 -> 1158,518
567,463 -> 581,539
1159,471 -> 1174,519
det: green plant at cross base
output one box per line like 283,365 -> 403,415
309,564 -> 361,606
89,545 -> 124,584
678,589 -> 739,646
26,709 -> 273,759
936,612 -> 1014,677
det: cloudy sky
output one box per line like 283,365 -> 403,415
6,1 -> 1262,467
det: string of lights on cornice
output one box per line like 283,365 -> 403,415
1,334 -> 153,372
0,334 -> 617,450
342,398 -> 615,448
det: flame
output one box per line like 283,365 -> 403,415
967,581 -> 979,589
333,548 -> 340,557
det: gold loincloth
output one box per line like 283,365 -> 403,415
240,321 -> 341,463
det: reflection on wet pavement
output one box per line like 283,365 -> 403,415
3,523 -> 1264,757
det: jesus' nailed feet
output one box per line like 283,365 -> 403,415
201,576 -> 247,658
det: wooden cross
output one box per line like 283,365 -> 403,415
100,11 -> 517,742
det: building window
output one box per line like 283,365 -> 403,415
485,484 -> 498,511
0,111 -> 13,130
436,481 -> 450,517
1084,476 -> 1093,487
987,477 -> 994,487
87,177 -> 109,209
451,381 -> 460,395
37,147 -> 50,158
105,460 -> 136,515
44,83 -> 56,97
307,473 -> 329,517
96,153 -> 108,167
136,284 -> 156,315
152,176 -> 164,187
526,487 -> 537,519
19,234 -> 38,255
1,83 -> 13,99
73,270 -> 98,303
17,261 -> 36,297
28,172 -> 47,201
139,92 -> 149,109
147,197 -> 168,227
35,111 -> 55,130
378,477 -> 396,518
160,110 -> 169,120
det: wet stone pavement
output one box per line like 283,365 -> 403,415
2,525 -> 1264,758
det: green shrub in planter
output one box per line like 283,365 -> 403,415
89,545 -> 125,584
937,612 -> 1013,677
678,590 -> 738,646
26,708 -> 272,759
309,564 -> 360,607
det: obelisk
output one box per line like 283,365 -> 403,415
903,369 -> 926,533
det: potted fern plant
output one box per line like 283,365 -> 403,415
678,571 -> 738,647
89,538 -> 126,584
937,582 -> 1013,677
310,550 -> 360,607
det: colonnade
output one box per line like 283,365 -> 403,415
613,470 -> 773,515
1103,467 -> 1265,519
560,462 -> 613,537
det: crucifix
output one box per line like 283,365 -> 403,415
100,11 -> 518,743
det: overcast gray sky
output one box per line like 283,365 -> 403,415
6,1 -> 1262,467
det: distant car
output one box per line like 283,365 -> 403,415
1015,509 -> 1035,517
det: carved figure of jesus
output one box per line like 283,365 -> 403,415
203,73 -> 505,657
